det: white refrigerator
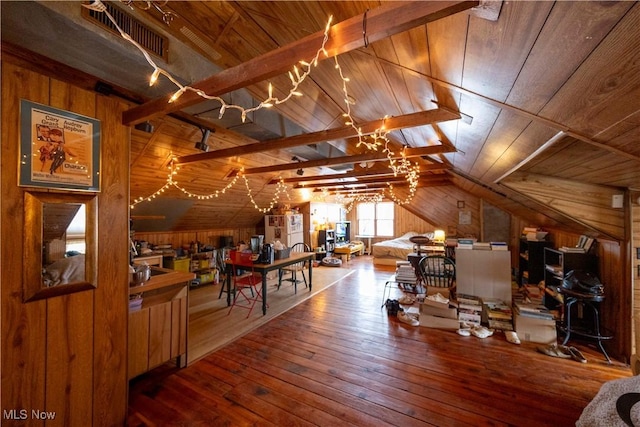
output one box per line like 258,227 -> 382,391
264,214 -> 304,248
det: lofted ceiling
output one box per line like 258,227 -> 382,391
1,1 -> 639,235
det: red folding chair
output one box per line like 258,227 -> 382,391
227,251 -> 264,317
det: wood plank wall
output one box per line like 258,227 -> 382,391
133,228 -> 257,251
632,196 -> 640,356
1,61 -> 130,425
544,229 -> 628,361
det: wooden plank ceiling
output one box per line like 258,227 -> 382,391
2,1 -> 639,234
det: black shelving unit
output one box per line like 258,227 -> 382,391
318,229 -> 335,256
518,238 -> 552,287
543,247 -> 598,308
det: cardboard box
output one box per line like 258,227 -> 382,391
425,286 -> 450,298
419,314 -> 460,330
514,313 -> 557,344
420,303 -> 458,319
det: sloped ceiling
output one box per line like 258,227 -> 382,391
2,1 -> 639,235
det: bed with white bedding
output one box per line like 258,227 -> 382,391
372,232 -> 436,266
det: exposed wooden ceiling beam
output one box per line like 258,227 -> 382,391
122,1 -> 478,125
296,174 -> 449,189
175,108 -> 460,165
268,163 -> 449,184
317,178 -> 450,192
243,145 -> 456,175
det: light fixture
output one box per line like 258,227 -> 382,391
433,230 -> 446,243
134,121 -> 154,133
296,168 -> 304,176
194,128 -> 212,152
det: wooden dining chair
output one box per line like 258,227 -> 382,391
279,242 -> 311,293
417,255 -> 456,291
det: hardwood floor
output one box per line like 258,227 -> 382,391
128,256 -> 631,426
187,264 -> 356,363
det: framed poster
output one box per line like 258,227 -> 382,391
19,100 -> 101,192
459,210 -> 471,225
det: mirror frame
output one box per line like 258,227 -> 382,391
24,191 -> 98,302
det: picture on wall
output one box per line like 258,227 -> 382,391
19,99 -> 101,192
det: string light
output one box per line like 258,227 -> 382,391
82,0 -> 423,208
130,157 -> 243,208
83,1 -> 333,123
242,175 -> 291,213
120,0 -> 176,24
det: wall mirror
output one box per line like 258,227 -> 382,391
23,191 -> 97,302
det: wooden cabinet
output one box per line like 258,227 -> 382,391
518,239 -> 552,287
318,229 -> 336,256
128,269 -> 193,379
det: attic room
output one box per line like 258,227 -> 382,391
1,1 -> 640,425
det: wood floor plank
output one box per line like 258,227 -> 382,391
128,256 -> 631,426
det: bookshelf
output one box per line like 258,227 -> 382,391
318,229 -> 336,256
518,238 -> 552,287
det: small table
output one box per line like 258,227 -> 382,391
356,235 -> 374,255
557,286 -> 613,363
225,252 -> 314,315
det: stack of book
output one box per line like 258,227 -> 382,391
395,261 -> 417,285
457,238 -> 475,250
559,246 -> 586,253
560,235 -> 596,253
472,242 -> 492,250
483,299 -> 513,330
512,300 -> 554,321
490,242 -> 508,251
456,293 -> 482,325
523,227 -> 548,241
545,263 -> 563,277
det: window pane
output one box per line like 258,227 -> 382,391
376,202 -> 394,219
377,220 -> 394,236
357,203 -> 375,219
359,220 -> 374,236
357,202 -> 394,237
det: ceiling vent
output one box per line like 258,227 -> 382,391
82,2 -> 168,61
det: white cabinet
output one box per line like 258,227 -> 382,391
455,249 -> 511,302
265,214 -> 303,248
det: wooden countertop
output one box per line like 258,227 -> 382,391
129,267 -> 195,295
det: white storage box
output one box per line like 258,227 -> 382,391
419,314 -> 460,330
514,313 -> 557,344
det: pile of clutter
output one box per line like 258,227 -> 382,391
384,291 -> 522,345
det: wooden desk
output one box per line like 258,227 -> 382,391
225,252 -> 314,315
